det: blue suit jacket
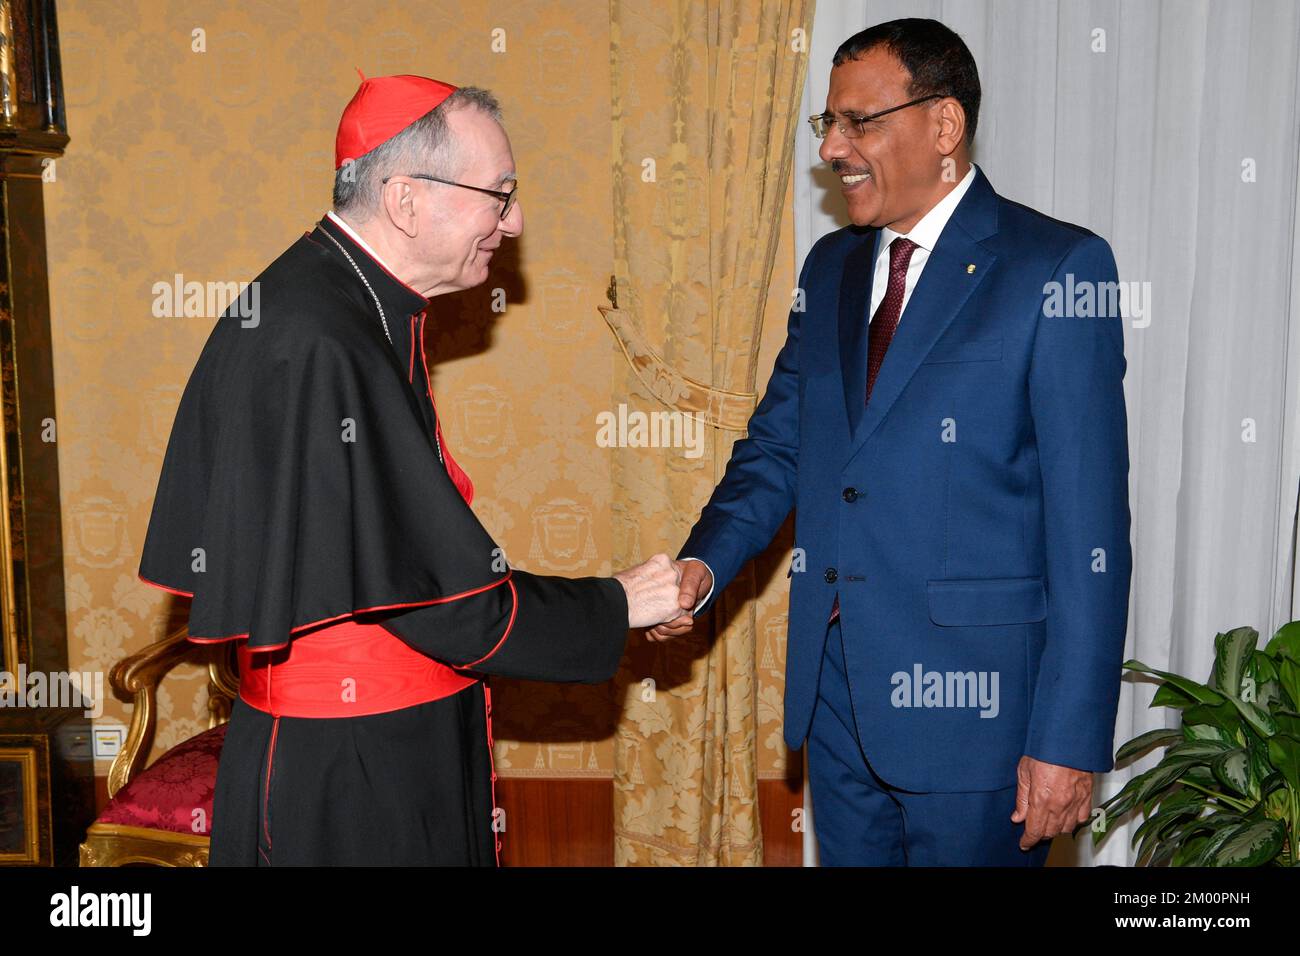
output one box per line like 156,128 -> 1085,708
681,167 -> 1132,792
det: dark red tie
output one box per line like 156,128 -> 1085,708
866,236 -> 918,401
830,236 -> 918,625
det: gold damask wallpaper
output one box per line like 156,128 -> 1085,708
46,0 -> 795,782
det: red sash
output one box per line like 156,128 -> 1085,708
238,617 -> 477,718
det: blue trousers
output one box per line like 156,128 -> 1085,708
807,618 -> 1051,867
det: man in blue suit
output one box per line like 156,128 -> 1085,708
649,18 -> 1132,865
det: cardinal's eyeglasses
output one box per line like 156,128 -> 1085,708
382,173 -> 518,220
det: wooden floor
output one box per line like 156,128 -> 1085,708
496,775 -> 805,866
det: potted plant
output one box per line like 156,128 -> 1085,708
1091,622 -> 1300,865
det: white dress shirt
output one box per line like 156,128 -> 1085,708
870,162 -> 977,320
681,163 -> 978,617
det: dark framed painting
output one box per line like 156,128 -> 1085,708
0,736 -> 46,863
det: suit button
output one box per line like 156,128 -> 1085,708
842,487 -> 858,502
824,568 -> 838,583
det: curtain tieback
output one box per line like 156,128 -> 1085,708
599,305 -> 757,431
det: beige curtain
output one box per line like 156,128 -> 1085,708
604,0 -> 813,866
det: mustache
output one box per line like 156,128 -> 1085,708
831,160 -> 870,175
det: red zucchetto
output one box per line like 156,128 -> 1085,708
334,70 -> 458,169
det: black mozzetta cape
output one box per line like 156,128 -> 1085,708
139,213 -> 629,684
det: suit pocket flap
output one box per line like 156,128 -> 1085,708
927,576 -> 1046,626
921,338 -> 1002,364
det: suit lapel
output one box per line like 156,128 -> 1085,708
845,238 -> 996,461
839,230 -> 879,435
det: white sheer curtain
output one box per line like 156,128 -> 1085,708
794,0 -> 1300,866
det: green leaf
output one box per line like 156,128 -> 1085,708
1163,740 -> 1234,770
1133,803 -> 1202,864
1097,769 -> 1168,831
1162,812 -> 1247,866
1275,713 -> 1300,738
1257,771 -> 1286,799
1152,683 -> 1198,709
1182,765 -> 1218,789
1151,831 -> 1190,867
1245,735 -> 1273,793
1127,660 -> 1225,704
1116,727 -> 1183,763
1266,734 -> 1300,792
1191,824 -> 1239,866
1167,739 -> 1235,756
1278,658 -> 1300,712
1177,813 -> 1247,846
1156,787 -> 1205,814
1198,812 -> 1248,830
1264,621 -> 1300,663
1134,822 -> 1169,865
1215,628 -> 1259,697
1136,761 -> 1192,807
1184,723 -> 1234,745
1174,834 -> 1211,866
1253,679 -> 1281,711
1225,694 -> 1278,738
1210,749 -> 1250,795
1097,778 -> 1144,823
1183,701 -> 1244,737
1205,820 -> 1286,866
1130,810 -> 1164,850
1250,651 -> 1279,683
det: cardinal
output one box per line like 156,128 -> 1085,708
139,72 -> 685,866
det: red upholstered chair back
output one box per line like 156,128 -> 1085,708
79,626 -> 238,866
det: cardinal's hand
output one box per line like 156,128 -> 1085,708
1011,755 -> 1093,850
614,554 -> 687,629
646,559 -> 712,643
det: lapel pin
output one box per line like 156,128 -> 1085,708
966,263 -> 976,274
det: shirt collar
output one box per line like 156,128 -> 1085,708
326,211 -> 401,276
879,162 -> 978,256
317,211 -> 430,321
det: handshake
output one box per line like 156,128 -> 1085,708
612,554 -> 714,640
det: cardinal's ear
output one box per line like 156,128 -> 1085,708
382,177 -> 420,239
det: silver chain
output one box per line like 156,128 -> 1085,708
319,224 -> 443,465
320,226 -> 392,344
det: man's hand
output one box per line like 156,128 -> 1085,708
613,554 -> 686,629
646,559 -> 713,642
1011,755 -> 1093,850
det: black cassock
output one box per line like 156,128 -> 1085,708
139,213 -> 628,865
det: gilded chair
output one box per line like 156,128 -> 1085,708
78,626 -> 237,866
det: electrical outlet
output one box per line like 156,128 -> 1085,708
92,722 -> 127,760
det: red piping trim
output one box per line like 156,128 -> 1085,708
187,634 -> 289,651
484,682 -> 501,865
417,311 -> 475,506
408,314 -> 417,381
419,313 -> 439,414
138,572 -> 193,597
138,569 -> 514,650
462,576 -> 517,668
263,717 -> 280,849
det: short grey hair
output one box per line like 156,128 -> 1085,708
332,86 -> 502,219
